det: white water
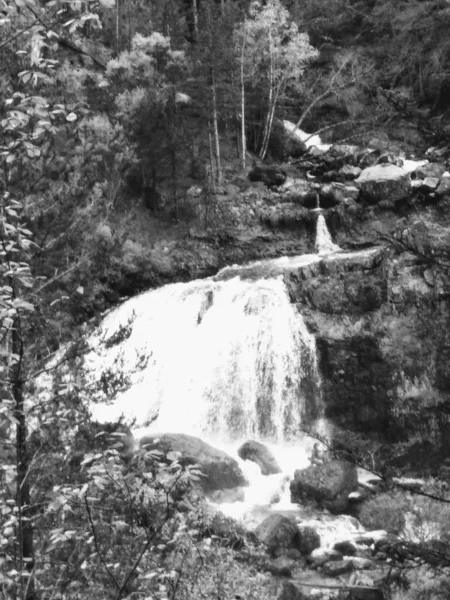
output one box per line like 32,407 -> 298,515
315,214 -> 341,255
80,217 -> 371,538
88,276 -> 321,443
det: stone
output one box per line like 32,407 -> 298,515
139,433 -> 247,493
333,540 -> 357,556
436,176 -> 450,197
255,514 -> 301,557
340,164 -> 362,180
421,177 -> 439,192
277,581 -> 310,600
249,165 -> 287,188
351,557 -> 375,569
323,558 -> 354,576
415,162 -> 446,179
297,525 -> 321,554
264,556 -> 296,577
290,460 -> 359,513
237,440 -> 281,475
308,548 -> 343,566
319,182 -> 360,207
352,533 -> 375,545
355,164 -> 411,204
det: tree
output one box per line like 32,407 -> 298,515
239,0 -> 317,160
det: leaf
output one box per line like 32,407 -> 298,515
66,112 -> 77,122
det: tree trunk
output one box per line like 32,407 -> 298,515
260,80 -> 283,160
240,21 -> 247,170
192,0 -> 198,40
210,73 -> 222,185
259,28 -> 273,160
12,319 -> 35,600
115,0 -> 121,54
206,3 -> 222,185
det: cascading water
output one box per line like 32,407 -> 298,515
315,213 -> 341,255
74,218 -> 353,528
88,276 -> 321,443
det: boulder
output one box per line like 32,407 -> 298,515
421,177 -> 439,192
297,525 -> 321,554
307,548 -> 343,566
323,558 -> 354,576
255,514 -> 301,557
249,165 -> 287,188
415,162 -> 446,180
333,540 -> 357,556
340,164 -> 362,180
290,460 -> 358,513
139,433 -> 247,493
436,176 -> 450,197
355,164 -> 411,204
237,440 -> 281,475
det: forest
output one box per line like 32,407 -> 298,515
2,0 -> 450,599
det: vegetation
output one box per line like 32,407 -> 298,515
2,0 -> 450,598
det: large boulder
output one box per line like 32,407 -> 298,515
249,165 -> 287,188
415,162 -> 446,180
255,514 -> 301,557
355,164 -> 411,204
139,433 -> 247,493
237,440 -> 281,475
290,460 -> 358,513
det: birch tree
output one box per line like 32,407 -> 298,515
240,0 -> 317,160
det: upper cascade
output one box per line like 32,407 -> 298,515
87,276 -> 322,443
315,214 -> 341,255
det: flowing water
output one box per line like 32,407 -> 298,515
88,276 -> 322,443
84,216 -> 345,523
315,214 -> 341,255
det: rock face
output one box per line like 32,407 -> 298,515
237,440 -> 281,475
139,433 -> 247,493
290,460 -> 358,513
255,514 -> 301,556
355,164 -> 411,204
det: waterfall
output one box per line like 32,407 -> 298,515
315,213 -> 341,255
87,276 -> 322,443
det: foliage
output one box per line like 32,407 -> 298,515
358,491 -> 409,535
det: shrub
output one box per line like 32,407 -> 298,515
358,491 -> 410,534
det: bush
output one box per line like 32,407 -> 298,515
358,491 -> 410,534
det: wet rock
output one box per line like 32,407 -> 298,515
323,558 -> 354,576
436,176 -> 450,197
277,581 -> 310,600
351,556 -> 375,569
139,433 -> 247,493
308,548 -> 343,566
352,533 -> 376,546
264,556 -> 299,577
238,440 -> 281,475
255,514 -> 301,557
290,460 -> 358,513
340,164 -> 362,180
355,164 -> 411,204
334,540 -> 357,556
421,177 -> 439,192
297,525 -> 321,555
415,162 -> 446,179
249,165 -> 287,188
